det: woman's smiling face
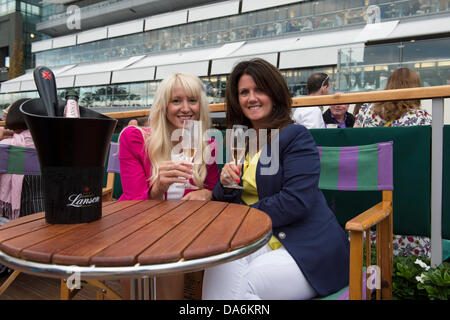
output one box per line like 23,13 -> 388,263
166,82 -> 200,132
237,74 -> 273,130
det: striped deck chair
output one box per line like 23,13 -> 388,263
317,141 -> 394,300
102,142 -> 120,202
0,144 -> 40,176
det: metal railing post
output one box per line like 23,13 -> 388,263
431,97 -> 444,267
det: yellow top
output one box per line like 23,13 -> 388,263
241,150 -> 282,250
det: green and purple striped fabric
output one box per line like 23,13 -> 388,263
317,141 -> 393,191
0,144 -> 40,175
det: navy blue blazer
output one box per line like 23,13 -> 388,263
213,124 -> 349,297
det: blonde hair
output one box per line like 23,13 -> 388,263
373,68 -> 421,122
147,73 -> 211,188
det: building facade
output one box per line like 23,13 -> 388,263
0,0 -> 45,82
1,0 -> 449,119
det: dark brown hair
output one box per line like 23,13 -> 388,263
307,72 -> 329,94
5,98 -> 30,131
225,58 -> 293,130
373,68 -> 421,122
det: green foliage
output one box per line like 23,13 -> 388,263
363,243 -> 449,300
392,255 -> 429,300
392,255 -> 450,300
416,263 -> 450,300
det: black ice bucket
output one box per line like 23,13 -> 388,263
20,98 -> 117,224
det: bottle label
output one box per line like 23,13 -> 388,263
64,99 -> 80,118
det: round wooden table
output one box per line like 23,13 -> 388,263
0,200 -> 272,281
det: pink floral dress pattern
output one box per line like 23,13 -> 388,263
355,103 -> 432,258
369,231 -> 431,258
355,103 -> 432,127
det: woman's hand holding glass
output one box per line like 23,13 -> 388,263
220,162 -> 243,187
149,160 -> 193,199
222,125 -> 247,189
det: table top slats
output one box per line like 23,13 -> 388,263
52,200 -> 184,266
0,219 -> 49,243
101,200 -> 143,216
183,203 -> 250,261
19,200 -> 160,263
0,224 -> 80,258
90,200 -> 208,267
0,212 -> 45,231
138,201 -> 228,265
230,208 -> 272,250
0,200 -> 273,274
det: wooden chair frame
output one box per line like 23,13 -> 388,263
317,141 -> 393,300
102,142 -> 119,202
345,190 -> 393,299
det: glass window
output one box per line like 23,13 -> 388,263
364,43 -> 400,65
112,84 -> 130,107
315,0 -> 338,15
147,81 -> 160,106
403,38 -> 450,62
281,66 -> 336,96
79,87 -> 92,107
129,82 -> 147,107
90,86 -> 107,108
28,0 -> 450,69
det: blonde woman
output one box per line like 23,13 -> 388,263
118,73 -> 219,298
119,72 -> 218,202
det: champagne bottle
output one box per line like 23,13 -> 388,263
64,90 -> 80,118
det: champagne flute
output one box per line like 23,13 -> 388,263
223,125 -> 247,189
181,120 -> 200,190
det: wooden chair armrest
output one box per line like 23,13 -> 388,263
345,201 -> 392,232
102,186 -> 112,196
102,172 -> 115,202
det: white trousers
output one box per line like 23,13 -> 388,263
202,244 -> 317,300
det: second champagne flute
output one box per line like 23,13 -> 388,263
181,120 -> 200,190
223,125 -> 247,189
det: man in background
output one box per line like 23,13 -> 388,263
323,103 -> 355,128
292,72 -> 329,129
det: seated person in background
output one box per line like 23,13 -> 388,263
118,72 -> 219,299
354,68 -> 431,128
352,103 -> 362,117
323,103 -> 355,128
127,116 -> 149,128
1,104 -> 11,121
0,99 -> 44,220
136,116 -> 149,127
127,119 -> 138,126
292,73 -> 328,129
203,58 -> 349,300
355,67 -> 432,258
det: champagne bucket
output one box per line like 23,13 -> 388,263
20,98 -> 117,224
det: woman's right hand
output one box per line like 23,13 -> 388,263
149,160 -> 193,199
0,127 -> 14,141
220,162 -> 242,187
